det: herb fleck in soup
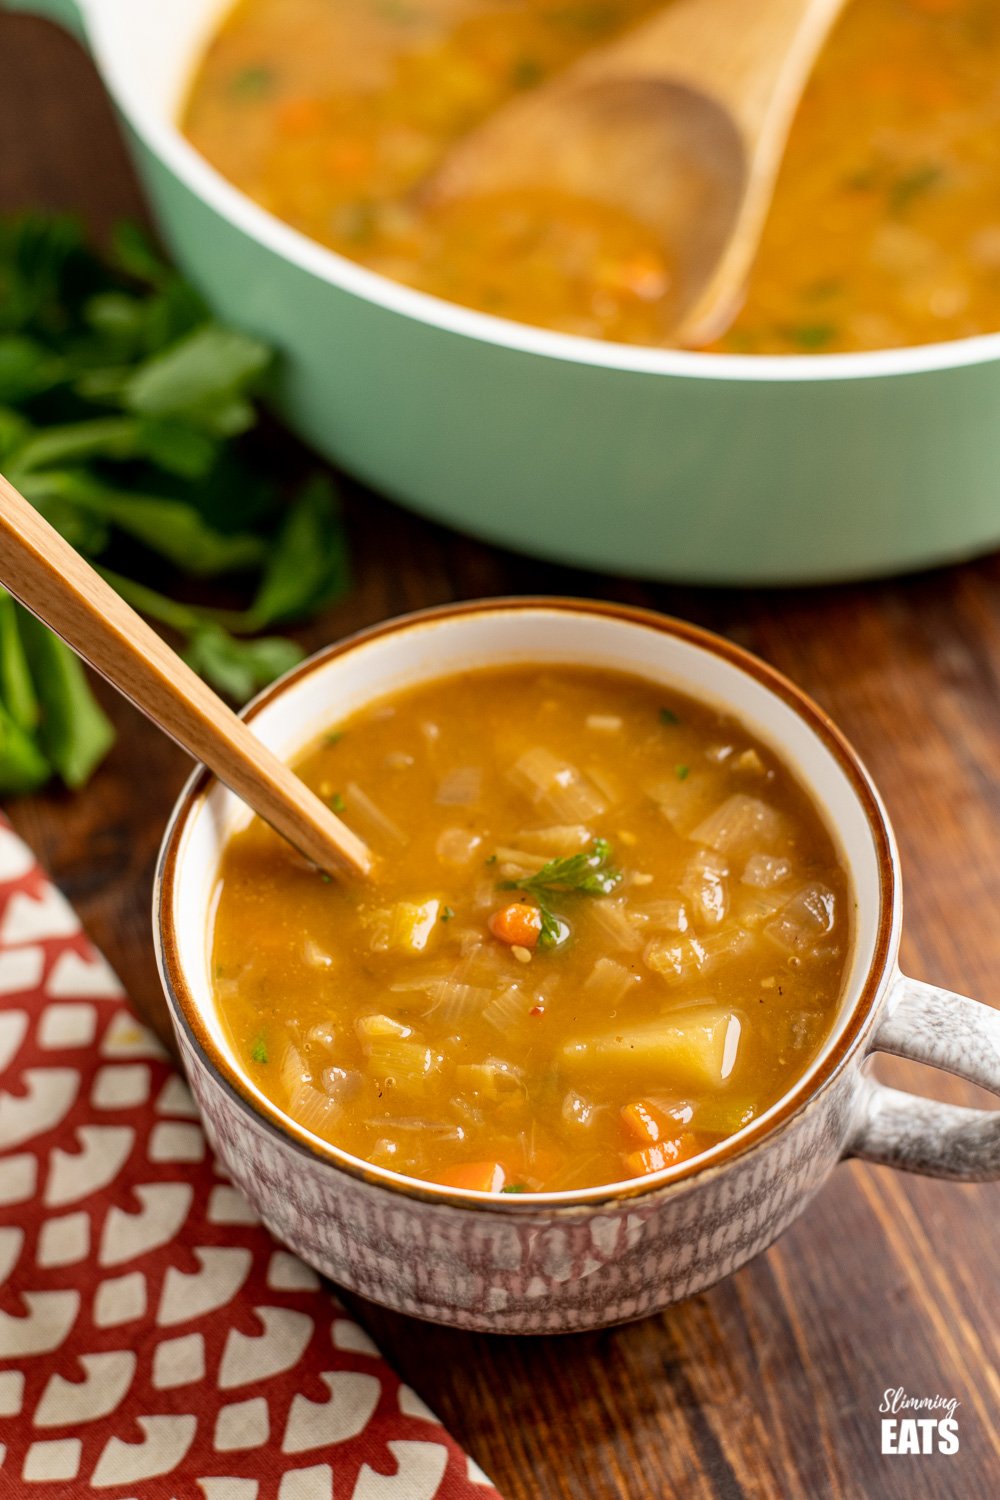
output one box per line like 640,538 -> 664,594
211,667 -> 852,1193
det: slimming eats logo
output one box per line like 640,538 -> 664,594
880,1388 -> 960,1454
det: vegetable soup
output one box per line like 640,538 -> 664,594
211,667 -> 852,1193
184,0 -> 1000,352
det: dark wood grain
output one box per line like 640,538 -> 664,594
2,15 -> 998,1499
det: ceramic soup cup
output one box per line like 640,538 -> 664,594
154,600 -> 1000,1333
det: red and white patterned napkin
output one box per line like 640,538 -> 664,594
0,817 -> 502,1499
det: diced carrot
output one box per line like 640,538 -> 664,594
625,1132 -> 706,1177
325,138 -> 375,179
489,901 -> 542,949
621,1098 -> 687,1146
276,97 -> 326,137
437,1161 -> 507,1193
599,250 -> 671,301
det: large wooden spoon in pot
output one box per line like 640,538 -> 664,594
425,0 -> 846,345
0,475 -> 373,879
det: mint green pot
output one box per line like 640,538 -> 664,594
10,0 -> 1000,584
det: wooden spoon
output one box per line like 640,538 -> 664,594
0,475 -> 373,879
424,0 -> 846,345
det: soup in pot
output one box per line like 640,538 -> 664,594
211,666 -> 852,1193
184,0 -> 1000,352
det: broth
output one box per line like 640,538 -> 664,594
183,0 -> 1000,352
211,667 -> 852,1193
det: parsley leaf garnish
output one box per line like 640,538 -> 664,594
502,838 -> 623,899
497,838 -> 622,949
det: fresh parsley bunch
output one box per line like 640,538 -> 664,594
0,214 -> 351,795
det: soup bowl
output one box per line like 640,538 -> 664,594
9,0 -> 1000,584
154,599 -> 1000,1333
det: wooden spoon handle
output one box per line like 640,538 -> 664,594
0,474 -> 373,879
577,0 -> 843,140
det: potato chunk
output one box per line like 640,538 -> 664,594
559,1006 -> 742,1088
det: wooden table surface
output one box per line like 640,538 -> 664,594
2,15 -> 998,1499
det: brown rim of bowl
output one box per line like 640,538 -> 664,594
154,596 -> 897,1213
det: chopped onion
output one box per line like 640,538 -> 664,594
493,846 -> 549,874
508,747 -> 608,821
279,1042 -> 309,1094
435,767 -> 482,806
482,983 -> 533,1033
303,940 -> 335,970
682,848 -> 729,928
742,853 -> 792,889
388,969 -> 452,994
634,899 -> 689,933
561,1091 -> 600,1132
424,950 -> 502,1023
356,1013 -> 412,1044
643,935 -> 708,983
583,956 -> 641,1005
430,980 -> 494,1025
781,1010 -> 821,1054
472,879 -> 497,911
365,1037 -> 442,1094
513,825 -> 592,855
699,926 -> 753,970
735,886 -> 788,929
765,882 -> 837,955
734,748 -> 766,774
369,1137 -> 402,1167
691,794 -> 784,857
645,773 -> 716,836
306,1022 -> 337,1049
589,898 -> 644,952
642,1096 -> 695,1129
321,1066 -> 361,1103
344,781 -> 407,848
435,827 -> 483,865
288,1080 -> 339,1135
586,714 -> 623,732
585,763 -> 623,805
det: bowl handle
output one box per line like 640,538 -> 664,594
4,0 -> 87,43
847,973 -> 1000,1180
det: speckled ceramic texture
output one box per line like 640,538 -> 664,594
154,602 -> 1000,1332
850,977 -> 1000,1181
175,1012 -> 865,1333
